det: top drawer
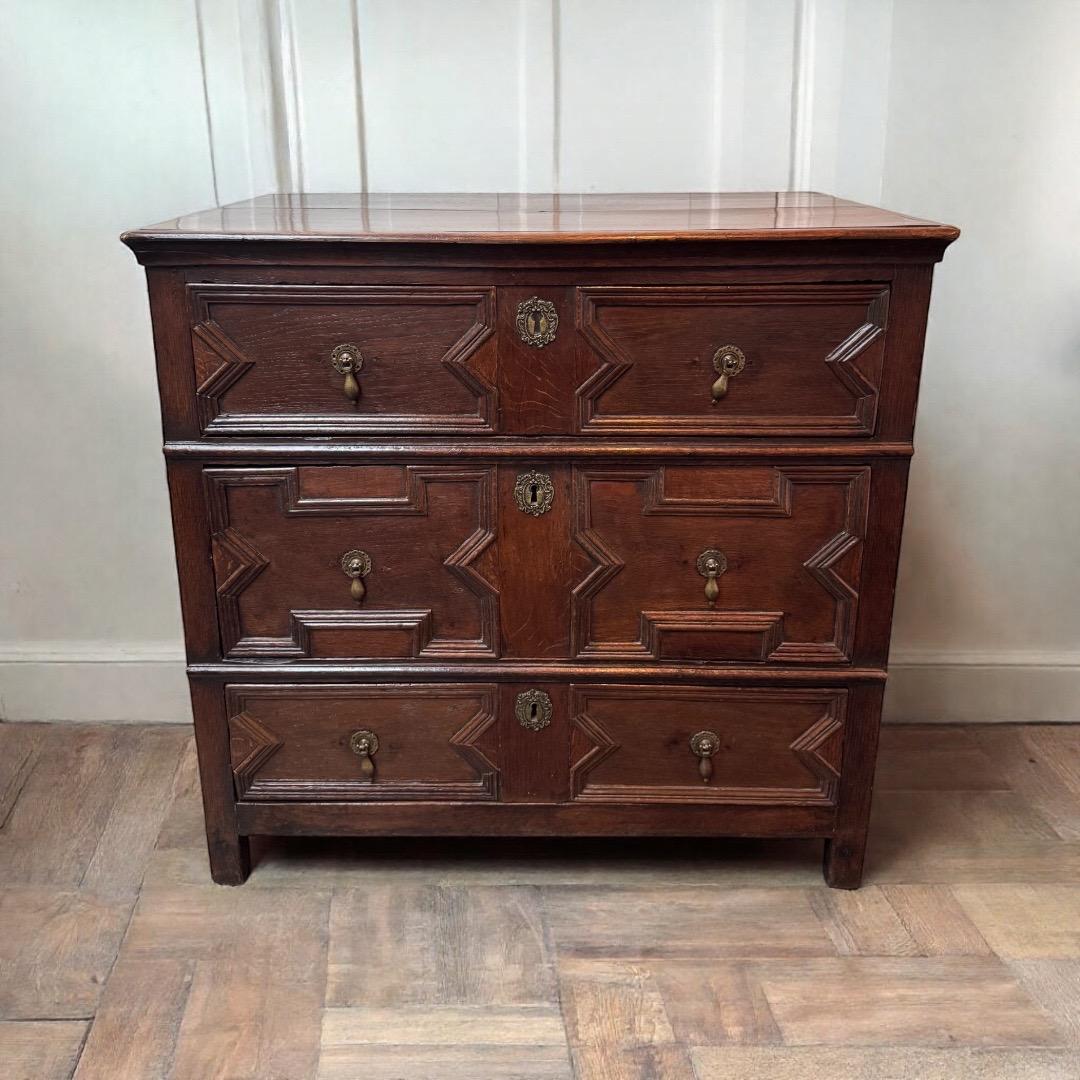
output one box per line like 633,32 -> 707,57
183,281 -> 890,439
190,285 -> 498,436
576,285 -> 889,437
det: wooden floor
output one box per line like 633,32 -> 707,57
1,724 -> 1079,1079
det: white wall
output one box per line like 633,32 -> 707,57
882,0 -> 1080,720
1,0 -> 1076,722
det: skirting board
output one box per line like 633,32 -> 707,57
0,643 -> 192,724
885,650 -> 1080,724
0,643 -> 1078,725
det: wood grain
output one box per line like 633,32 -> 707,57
692,1046 -> 1080,1079
756,957 -> 1064,1046
0,889 -> 132,1020
543,886 -> 835,958
807,885 -> 920,956
0,1021 -> 88,1080
122,191 -> 959,246
880,885 -> 993,956
326,885 -> 555,1007
952,885 -> 1080,958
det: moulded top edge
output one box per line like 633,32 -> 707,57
121,191 -> 960,247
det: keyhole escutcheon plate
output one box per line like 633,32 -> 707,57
515,689 -> 553,731
514,470 -> 555,516
515,296 -> 559,347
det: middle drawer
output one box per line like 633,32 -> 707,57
204,461 -> 874,664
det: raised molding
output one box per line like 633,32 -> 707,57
570,464 -> 868,662
568,686 -> 846,804
224,684 -> 500,801
205,465 -> 499,659
189,284 -> 497,436
575,285 -> 888,437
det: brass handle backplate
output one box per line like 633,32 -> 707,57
689,730 -> 720,783
696,549 -> 728,604
331,343 -> 364,403
341,549 -> 372,602
516,296 -> 559,347
349,729 -> 379,780
515,689 -> 553,732
514,470 -> 555,516
711,344 -> 746,402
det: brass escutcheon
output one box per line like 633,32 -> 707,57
711,344 -> 746,402
341,549 -> 372,602
696,549 -> 728,604
515,296 -> 559,347
515,689 -> 553,732
514,470 -> 555,516
689,730 -> 720,783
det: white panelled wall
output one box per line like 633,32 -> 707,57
2,0 -> 1078,722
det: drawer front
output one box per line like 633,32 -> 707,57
572,463 -> 869,663
226,684 -> 500,801
570,684 -> 846,806
190,285 -> 497,435
206,466 -> 498,660
576,285 -> 888,436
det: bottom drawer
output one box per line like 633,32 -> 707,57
225,680 -> 847,810
569,685 -> 847,806
226,683 -> 500,801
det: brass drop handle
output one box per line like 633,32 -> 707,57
711,345 -> 746,402
349,729 -> 379,781
696,549 -> 728,604
331,343 -> 364,404
341,549 -> 372,602
689,730 -> 720,783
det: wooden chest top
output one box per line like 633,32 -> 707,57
123,190 -> 958,248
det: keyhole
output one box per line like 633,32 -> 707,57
530,703 -> 539,722
529,483 -> 539,505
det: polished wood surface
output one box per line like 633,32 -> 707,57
226,684 -> 499,802
568,685 -> 846,805
206,465 -> 498,660
578,284 -> 888,436
571,463 -> 868,663
123,191 -> 959,244
2,722 -> 1079,1079
192,285 -> 497,436
125,191 -> 958,888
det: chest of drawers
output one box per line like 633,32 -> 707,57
123,192 -> 957,888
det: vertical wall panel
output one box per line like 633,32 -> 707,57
357,0 -> 530,191
557,0 -> 718,191
735,0 -> 799,189
195,0 -> 895,198
797,0 -> 894,203
197,0 -> 280,203
288,0 -> 366,191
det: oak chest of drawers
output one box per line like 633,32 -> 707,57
123,192 -> 958,888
